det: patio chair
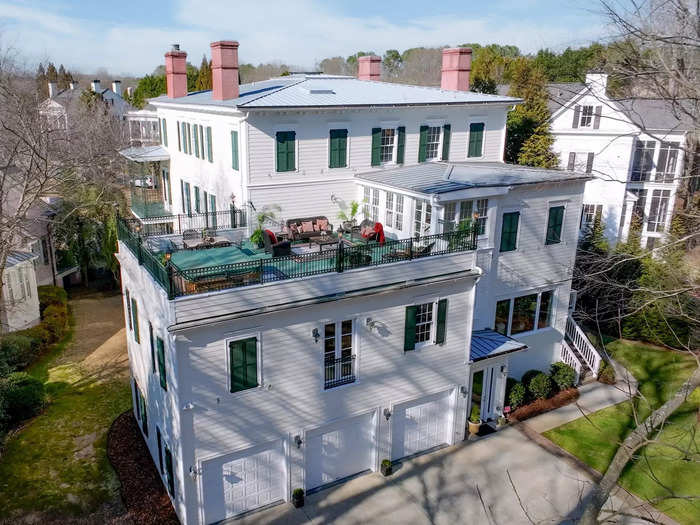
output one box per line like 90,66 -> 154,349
381,241 -> 435,262
182,229 -> 201,249
263,229 -> 291,257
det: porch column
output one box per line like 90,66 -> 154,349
619,191 -> 637,244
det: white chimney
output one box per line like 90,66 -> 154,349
48,81 -> 57,98
112,80 -> 122,97
69,80 -> 78,90
585,72 -> 608,99
91,79 -> 101,93
126,86 -> 134,97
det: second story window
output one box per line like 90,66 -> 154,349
495,290 -> 554,336
160,119 -> 168,147
404,299 -> 447,351
323,320 -> 356,389
467,122 -> 485,158
546,206 -> 565,245
156,336 -> 167,390
380,128 -> 395,163
329,129 -> 348,168
276,131 -> 296,172
630,139 -> 656,181
655,142 -> 679,183
579,105 -> 594,127
580,204 -> 603,232
414,199 -> 432,236
229,337 -> 258,393
500,211 -> 520,252
193,186 -> 201,213
647,189 -> 671,232
363,186 -> 379,221
418,125 -> 441,162
231,130 -> 239,170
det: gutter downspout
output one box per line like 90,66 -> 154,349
47,222 -> 57,287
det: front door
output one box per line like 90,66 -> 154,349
470,365 -> 500,423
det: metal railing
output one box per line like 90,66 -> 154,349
565,316 -> 602,377
559,340 -> 582,384
117,217 -> 478,299
324,355 -> 356,389
123,208 -> 247,236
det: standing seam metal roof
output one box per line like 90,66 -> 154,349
470,329 -> 528,361
7,251 -> 38,268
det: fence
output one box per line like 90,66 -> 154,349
122,208 -> 247,237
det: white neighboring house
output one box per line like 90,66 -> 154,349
546,73 -> 693,249
116,41 -> 601,524
1,251 -> 40,334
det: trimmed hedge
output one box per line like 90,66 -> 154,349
528,373 -> 553,400
1,372 -> 45,422
598,360 -> 616,385
550,362 -> 577,390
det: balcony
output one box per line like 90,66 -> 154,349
324,355 -> 356,389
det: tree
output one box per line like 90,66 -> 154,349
46,62 -> 57,84
35,63 -> 47,99
195,55 -> 212,91
130,74 -> 166,109
382,49 -> 402,79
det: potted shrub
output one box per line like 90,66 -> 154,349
468,404 -> 481,435
251,205 -> 281,248
292,488 -> 304,508
337,200 -> 361,231
497,415 -> 508,428
380,459 -> 392,477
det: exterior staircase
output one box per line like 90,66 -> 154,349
559,315 -> 603,384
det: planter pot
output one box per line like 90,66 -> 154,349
468,419 -> 482,435
292,494 -> 304,508
380,462 -> 393,477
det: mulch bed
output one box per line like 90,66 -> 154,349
509,387 -> 580,422
107,411 -> 179,525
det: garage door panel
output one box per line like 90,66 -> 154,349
392,391 -> 453,460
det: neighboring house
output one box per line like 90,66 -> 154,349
117,42 -> 601,524
531,74 -> 692,249
1,251 -> 40,333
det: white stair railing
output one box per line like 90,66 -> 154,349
565,316 -> 602,377
559,340 -> 582,384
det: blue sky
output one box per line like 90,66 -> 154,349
0,0 -> 610,76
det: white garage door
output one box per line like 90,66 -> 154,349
391,390 -> 454,460
201,440 -> 285,523
306,411 -> 377,491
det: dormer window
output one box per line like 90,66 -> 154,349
572,104 -> 601,129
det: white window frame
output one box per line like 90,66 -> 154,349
647,189 -> 671,233
424,125 -> 442,161
321,318 -> 357,390
466,119 -> 487,159
543,200 -> 568,245
414,198 -> 432,236
272,124 -> 300,174
380,127 -> 397,165
580,203 -> 603,231
225,330 -> 264,396
414,301 -> 436,349
579,105 -> 594,127
369,188 -> 380,222
494,289 -> 556,337
385,191 -> 404,231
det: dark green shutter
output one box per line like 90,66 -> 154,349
180,180 -> 185,213
441,124 -> 451,161
230,337 -> 258,392
181,123 -> 187,154
162,119 -> 168,147
193,124 -> 200,158
545,206 -> 564,245
149,322 -> 155,372
164,446 -> 174,495
177,121 -> 181,151
329,129 -> 347,168
139,390 -> 148,436
436,299 -> 447,344
500,211 -> 520,252
396,126 -> 406,164
418,125 -> 428,163
231,130 -> 239,170
276,131 -> 295,172
206,126 -> 213,162
371,127 -> 381,166
131,299 -> 139,343
157,337 -> 167,390
125,289 -> 132,330
186,123 -> 192,155
156,427 -> 163,473
468,123 -> 484,157
194,186 -> 200,213
404,306 -> 417,351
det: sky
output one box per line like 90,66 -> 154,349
0,0 -> 611,76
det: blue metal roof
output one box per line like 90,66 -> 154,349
471,329 -> 528,362
7,251 -> 37,268
150,75 -> 521,110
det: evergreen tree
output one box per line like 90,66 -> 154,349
186,62 -> 199,92
131,74 -> 166,109
517,123 -> 559,168
46,62 -> 58,83
36,63 -> 47,98
57,64 -> 68,89
195,55 -> 212,91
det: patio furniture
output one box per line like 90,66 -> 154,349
182,229 -> 201,249
286,216 -> 333,241
308,234 -> 338,252
264,229 -> 292,257
381,241 -> 435,261
361,222 -> 385,245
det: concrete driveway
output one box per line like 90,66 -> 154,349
236,423 -> 669,525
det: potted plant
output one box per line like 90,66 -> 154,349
250,204 -> 281,248
380,459 -> 392,477
497,415 -> 508,428
468,404 -> 481,436
337,200 -> 361,231
292,488 -> 304,508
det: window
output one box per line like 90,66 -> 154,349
566,152 -> 594,173
647,189 -> 671,232
580,204 -> 603,231
646,236 -> 657,250
475,199 -> 488,235
385,192 -> 394,228
630,189 -> 647,221
206,126 -> 213,163
655,142 -> 679,183
276,131 -> 296,172
404,299 -> 447,351
41,238 -> 49,265
131,298 -> 140,343
468,122 -> 485,158
164,445 -> 174,496
500,211 -> 519,252
156,337 -> 166,390
161,119 -> 168,147
362,186 -> 370,218
631,140 -> 656,181
184,182 -> 191,215
323,320 -> 355,389
125,289 -> 132,330
156,427 -> 163,473
414,199 -> 432,236
149,322 -> 155,372
579,105 -> 594,127
231,130 -> 239,170
494,290 -> 554,336
329,129 -> 348,168
369,188 -> 379,222
419,125 -> 441,161
193,186 -> 201,213
380,128 -> 395,163
385,192 -> 403,230
546,206 -> 565,245
229,337 -> 258,393
162,168 -> 172,205
133,380 -> 148,437
177,121 -> 181,152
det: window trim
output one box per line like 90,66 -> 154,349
273,127 -> 298,173
225,331 -> 263,395
380,127 -> 398,165
494,289 -> 557,337
405,296 -> 447,352
545,203 -> 566,245
467,121 -> 486,158
499,209 -> 521,253
320,317 -> 358,390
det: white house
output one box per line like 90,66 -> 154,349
1,251 -> 40,334
546,73 -> 693,249
116,41 -> 601,524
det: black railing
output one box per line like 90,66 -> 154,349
324,356 -> 356,389
123,208 -> 247,236
117,217 -> 478,299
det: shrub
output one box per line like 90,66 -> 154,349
42,303 -> 68,342
37,285 -> 68,312
381,459 -> 391,468
1,372 -> 45,422
528,373 -> 553,400
0,334 -> 36,372
292,488 -> 304,498
521,369 -> 541,389
18,324 -> 52,351
508,382 -> 526,409
598,360 -> 616,385
550,362 -> 577,390
469,403 -> 481,423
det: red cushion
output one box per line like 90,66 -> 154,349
317,218 -> 329,231
264,229 -> 277,244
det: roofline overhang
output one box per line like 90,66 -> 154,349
470,343 -> 528,363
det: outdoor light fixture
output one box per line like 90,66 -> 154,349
182,402 -> 195,410
365,317 -> 376,330
460,386 -> 468,398
189,466 -> 202,480
500,365 -> 507,374
312,328 -> 320,343
383,408 -> 391,421
294,435 -> 303,448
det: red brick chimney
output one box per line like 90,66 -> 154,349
211,41 -> 239,100
165,44 -> 187,98
441,48 -> 472,91
357,55 -> 381,81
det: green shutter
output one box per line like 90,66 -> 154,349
156,427 -> 163,473
193,124 -> 200,158
157,337 -> 167,390
162,119 -> 168,147
177,121 -> 181,151
418,125 -> 428,163
404,306 -> 417,351
186,123 -> 192,154
231,130 -> 239,170
194,186 -> 200,213
371,127 -> 381,166
545,206 -> 564,245
276,131 -> 295,172
436,299 -> 447,344
441,124 -> 451,161
139,390 -> 148,436
149,322 -> 155,372
500,211 -> 520,252
131,298 -> 139,343
125,289 -> 132,330
180,180 -> 185,213
181,123 -> 187,153
396,126 -> 406,164
206,126 -> 213,162
164,446 -> 174,495
329,129 -> 347,168
230,337 -> 258,392
468,122 -> 484,157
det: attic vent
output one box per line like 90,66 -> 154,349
303,86 -> 335,95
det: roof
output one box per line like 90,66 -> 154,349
470,329 -> 528,362
119,145 -> 170,162
355,161 -> 591,195
150,74 -> 522,110
7,251 -> 38,268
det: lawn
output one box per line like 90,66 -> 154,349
544,339 -> 700,524
0,294 -> 132,521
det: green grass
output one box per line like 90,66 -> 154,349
544,339 -> 700,524
0,323 -> 132,519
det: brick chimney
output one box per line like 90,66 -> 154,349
165,44 -> 187,99
440,48 -> 472,91
357,55 -> 381,81
210,41 -> 239,100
